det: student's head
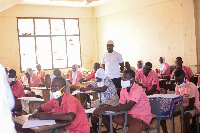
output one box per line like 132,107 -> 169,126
8,69 -> 16,78
95,68 -> 106,82
93,63 -> 100,72
137,60 -> 143,69
44,74 -> 51,88
36,64 -> 41,71
175,57 -> 183,68
25,68 -> 33,78
51,76 -> 66,99
72,64 -> 78,72
159,57 -> 165,64
107,40 -> 114,53
122,70 -> 135,88
174,69 -> 186,87
125,61 -> 131,70
53,69 -> 61,77
143,62 -> 152,76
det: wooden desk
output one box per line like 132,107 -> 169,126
13,115 -> 70,133
30,87 -> 50,101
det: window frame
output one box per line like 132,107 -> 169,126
17,17 -> 82,72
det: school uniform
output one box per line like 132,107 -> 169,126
29,73 -> 41,87
70,71 -> 82,85
10,81 -> 25,99
157,63 -> 170,78
171,66 -> 194,81
41,93 -> 90,133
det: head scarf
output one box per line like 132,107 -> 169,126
95,68 -> 106,80
107,40 -> 114,45
72,64 -> 78,85
138,60 -> 144,70
25,68 -> 33,81
159,57 -> 165,72
0,64 -> 16,133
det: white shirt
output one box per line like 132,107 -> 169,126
0,64 -> 16,133
101,51 -> 123,79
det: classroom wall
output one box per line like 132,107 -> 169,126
0,4 -> 95,78
94,0 -> 197,73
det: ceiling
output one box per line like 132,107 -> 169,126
19,0 -> 116,7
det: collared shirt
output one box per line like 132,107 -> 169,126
41,93 -> 90,133
120,83 -> 152,125
34,70 -> 46,80
135,70 -> 160,91
175,81 -> 200,111
171,66 -> 194,81
11,81 -> 25,99
101,51 -> 123,79
135,69 -> 143,81
91,76 -> 117,98
157,63 -> 170,78
86,71 -> 95,81
29,73 -> 41,87
70,71 -> 83,85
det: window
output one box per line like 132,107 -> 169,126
17,18 -> 81,71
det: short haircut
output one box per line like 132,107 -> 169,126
53,76 -> 66,87
174,69 -> 185,78
176,57 -> 182,61
145,62 -> 152,68
53,69 -> 61,76
94,63 -> 100,66
124,69 -> 135,78
45,74 -> 50,78
9,69 -> 16,76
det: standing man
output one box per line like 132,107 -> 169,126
101,40 -> 124,91
35,64 -> 46,82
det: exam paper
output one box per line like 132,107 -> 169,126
148,94 -> 180,98
71,90 -> 95,95
85,108 -> 96,114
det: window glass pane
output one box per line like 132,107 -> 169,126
18,19 -> 34,35
66,36 -> 81,67
51,19 -> 65,35
19,37 -> 36,71
65,19 -> 79,35
35,19 -> 50,35
36,37 -> 52,69
52,36 -> 67,68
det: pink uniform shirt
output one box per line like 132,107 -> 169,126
135,69 -> 143,81
41,93 -> 90,133
197,76 -> 200,86
10,81 -> 25,99
86,71 -> 95,81
34,70 -> 46,80
157,63 -> 170,78
135,70 -> 160,91
171,66 -> 194,81
29,73 -> 41,87
175,81 -> 200,111
120,83 -> 152,125
70,71 -> 83,85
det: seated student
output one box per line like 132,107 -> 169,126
70,64 -> 83,85
124,61 -> 136,72
8,69 -> 25,112
28,76 -> 90,133
160,69 -> 200,133
0,64 -> 16,133
135,60 -> 143,81
135,62 -> 160,95
25,68 -> 41,87
81,68 -> 119,133
38,74 -> 51,89
171,57 -> 194,82
93,69 -> 152,133
34,64 -> 46,82
156,57 -> 170,79
80,63 -> 100,82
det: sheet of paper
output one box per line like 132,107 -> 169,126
30,87 -> 47,90
85,108 -> 96,114
71,90 -> 95,95
148,94 -> 180,98
22,117 -> 56,128
18,97 -> 45,101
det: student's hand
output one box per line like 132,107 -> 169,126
80,87 -> 87,92
160,88 -> 167,94
155,68 -> 158,73
39,112 -> 50,120
28,112 -> 40,120
93,108 -> 105,117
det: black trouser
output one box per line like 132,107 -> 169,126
111,77 -> 121,97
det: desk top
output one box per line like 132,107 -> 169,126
13,115 -> 70,132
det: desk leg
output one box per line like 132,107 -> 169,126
171,116 -> 174,133
110,114 -> 113,133
181,101 -> 184,133
99,115 -> 103,133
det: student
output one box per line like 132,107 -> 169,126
25,68 -> 41,87
135,62 -> 160,95
8,69 -> 25,112
124,61 -> 136,72
135,60 -> 144,81
101,40 -> 124,88
80,63 -> 100,82
38,74 -> 51,88
93,69 -> 152,133
171,57 -> 194,82
35,64 -> 46,82
161,69 -> 200,133
0,64 -> 16,133
28,76 -> 90,133
156,57 -> 170,79
70,64 -> 83,85
81,68 -> 119,133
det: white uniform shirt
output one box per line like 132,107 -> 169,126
101,51 -> 123,79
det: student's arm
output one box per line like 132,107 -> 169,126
81,86 -> 108,92
39,112 -> 76,121
119,62 -> 124,73
145,84 -> 157,95
28,106 -> 44,119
